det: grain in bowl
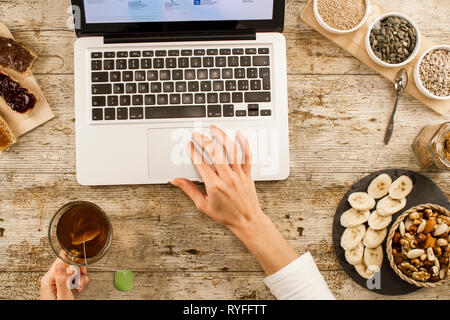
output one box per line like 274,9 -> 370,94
414,45 -> 450,99
314,0 -> 370,34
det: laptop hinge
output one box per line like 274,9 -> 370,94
103,30 -> 256,44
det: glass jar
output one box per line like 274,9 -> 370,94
412,122 -> 450,171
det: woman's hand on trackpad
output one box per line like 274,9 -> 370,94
171,125 -> 298,276
171,125 -> 263,231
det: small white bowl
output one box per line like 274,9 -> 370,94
414,45 -> 450,100
365,13 -> 421,68
313,0 -> 370,34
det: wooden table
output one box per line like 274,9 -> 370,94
0,0 -> 448,300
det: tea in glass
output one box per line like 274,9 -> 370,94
48,201 -> 112,265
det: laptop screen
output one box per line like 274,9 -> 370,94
83,0 -> 275,24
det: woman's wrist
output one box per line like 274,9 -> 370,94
229,211 -> 273,241
227,208 -> 268,238
229,211 -> 299,276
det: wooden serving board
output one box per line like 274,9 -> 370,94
0,22 -> 54,137
301,0 -> 449,115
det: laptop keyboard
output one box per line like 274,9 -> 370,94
89,47 -> 273,122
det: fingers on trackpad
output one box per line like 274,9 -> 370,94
147,128 -> 202,181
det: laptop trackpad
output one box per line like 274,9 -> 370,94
147,128 -> 201,181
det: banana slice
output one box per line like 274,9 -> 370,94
367,173 -> 392,199
368,210 -> 392,230
354,262 -> 380,279
340,208 -> 370,228
363,227 -> 387,248
389,175 -> 413,200
341,224 -> 366,250
364,246 -> 383,269
376,196 -> 406,216
345,241 -> 364,265
348,192 -> 375,211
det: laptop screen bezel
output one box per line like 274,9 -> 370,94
70,0 -> 285,36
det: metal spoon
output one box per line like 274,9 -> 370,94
384,68 -> 408,145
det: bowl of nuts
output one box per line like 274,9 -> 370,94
386,204 -> 449,287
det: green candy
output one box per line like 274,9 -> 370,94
114,270 -> 134,292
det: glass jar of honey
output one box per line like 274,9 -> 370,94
412,122 -> 450,171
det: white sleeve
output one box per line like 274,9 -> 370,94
263,252 -> 335,300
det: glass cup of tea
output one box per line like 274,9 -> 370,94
48,201 -> 113,266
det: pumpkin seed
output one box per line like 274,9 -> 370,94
369,16 -> 417,64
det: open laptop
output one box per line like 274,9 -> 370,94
71,0 -> 289,185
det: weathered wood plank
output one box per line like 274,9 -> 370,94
0,270 -> 448,300
0,171 -> 447,273
0,172 -> 350,273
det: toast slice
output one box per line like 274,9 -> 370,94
0,36 -> 37,74
0,71 -> 37,113
0,114 -> 17,152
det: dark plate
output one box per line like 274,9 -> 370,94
332,169 -> 449,296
